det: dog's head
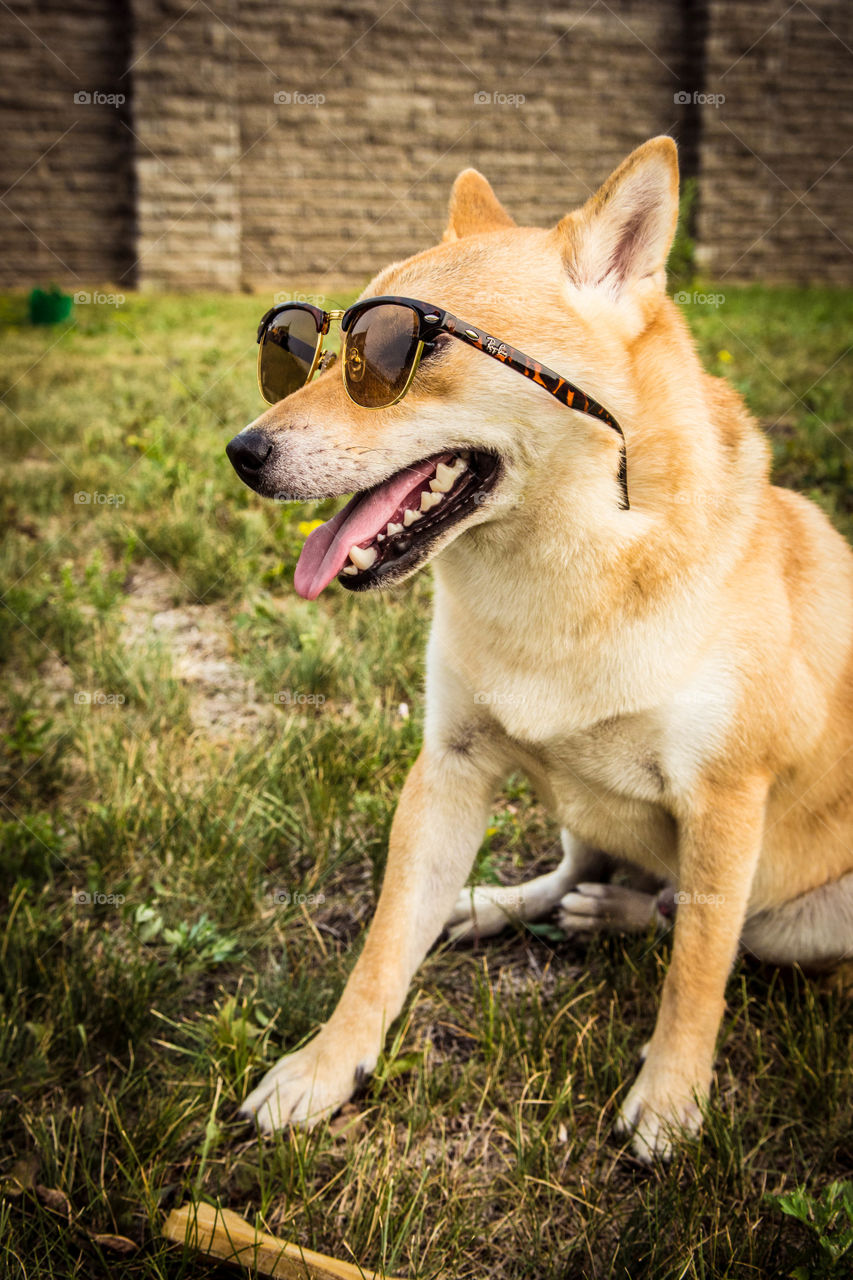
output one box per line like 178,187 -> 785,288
227,137 -> 680,599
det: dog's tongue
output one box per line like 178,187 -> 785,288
294,459 -> 439,600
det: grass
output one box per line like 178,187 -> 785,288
1,285 -> 852,1279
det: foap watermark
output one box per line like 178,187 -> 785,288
474,90 -> 526,107
74,690 -> 126,706
674,90 -> 725,108
273,291 -> 327,307
73,90 -> 125,107
73,290 -> 125,307
474,691 -> 528,707
674,290 -> 725,308
73,890 -> 126,906
472,489 -> 524,510
273,90 -> 325,107
274,690 -> 326,707
269,887 -> 326,907
464,885 -> 525,911
470,290 -> 522,310
674,491 -> 726,506
674,890 -> 726,907
73,490 -> 125,506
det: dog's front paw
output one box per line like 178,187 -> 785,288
615,1058 -> 707,1161
240,1031 -> 376,1132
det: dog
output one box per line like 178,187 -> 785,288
226,137 -> 853,1159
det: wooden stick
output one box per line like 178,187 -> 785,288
163,1201 -> 408,1280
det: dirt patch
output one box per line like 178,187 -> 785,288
120,565 -> 275,737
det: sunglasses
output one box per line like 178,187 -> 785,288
256,295 -> 629,509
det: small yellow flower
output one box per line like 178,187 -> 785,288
485,826 -> 498,837
717,349 -> 732,363
297,519 -> 325,537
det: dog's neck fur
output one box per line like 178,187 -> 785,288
436,303 -> 766,629
429,302 -> 770,725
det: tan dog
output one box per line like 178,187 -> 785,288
228,138 -> 853,1159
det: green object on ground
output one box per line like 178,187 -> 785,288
28,286 -> 73,325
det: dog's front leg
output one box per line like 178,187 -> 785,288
241,744 -> 500,1131
616,776 -> 769,1160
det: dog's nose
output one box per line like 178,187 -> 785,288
226,429 -> 273,474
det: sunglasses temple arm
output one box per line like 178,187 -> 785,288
442,315 -> 629,511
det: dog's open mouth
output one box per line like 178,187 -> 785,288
294,450 -> 501,599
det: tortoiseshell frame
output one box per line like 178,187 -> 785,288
257,295 -> 629,510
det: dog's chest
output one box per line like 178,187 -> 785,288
506,715 -> 681,871
513,711 -> 669,806
452,619 -> 737,800
485,666 -> 735,870
432,600 -> 738,863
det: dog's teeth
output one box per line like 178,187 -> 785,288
432,457 -> 469,490
430,461 -> 458,493
348,544 -> 377,570
377,532 -> 385,542
386,521 -> 403,536
341,565 -> 358,576
402,507 -> 421,527
420,489 -> 443,513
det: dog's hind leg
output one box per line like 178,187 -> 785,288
741,871 -> 853,967
445,830 -> 614,941
559,881 -> 673,936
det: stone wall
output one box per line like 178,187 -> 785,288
0,0 -> 135,288
235,0 -> 695,288
696,0 -> 853,283
0,0 -> 850,291
131,0 -> 242,291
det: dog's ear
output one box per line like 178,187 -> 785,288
443,169 -> 516,242
558,137 -> 679,295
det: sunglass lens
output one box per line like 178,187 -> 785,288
344,304 -> 421,407
259,307 -> 321,403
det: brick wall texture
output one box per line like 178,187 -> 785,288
0,0 -> 850,291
